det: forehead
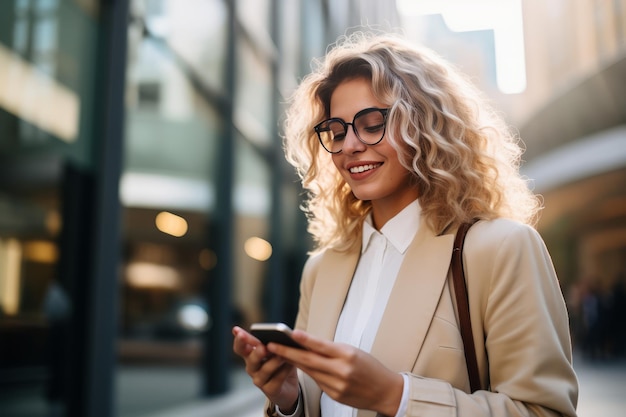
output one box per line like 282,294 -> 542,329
329,78 -> 383,119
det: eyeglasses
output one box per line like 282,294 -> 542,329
314,107 -> 389,154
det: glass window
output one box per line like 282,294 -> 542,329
0,1 -> 99,415
140,0 -> 228,94
233,133 -> 271,326
280,0 -> 301,92
235,39 -> 273,147
125,19 -> 221,184
0,0 -> 92,165
118,2 -> 229,415
238,0 -> 271,37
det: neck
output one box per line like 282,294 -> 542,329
371,196 -> 419,230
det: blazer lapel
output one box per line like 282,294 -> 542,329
306,247 -> 360,341
370,221 -> 455,372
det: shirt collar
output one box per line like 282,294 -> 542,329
362,199 -> 421,254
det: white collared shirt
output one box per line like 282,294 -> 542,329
321,200 -> 421,417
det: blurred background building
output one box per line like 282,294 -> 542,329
399,0 -> 626,362
0,1 -> 624,417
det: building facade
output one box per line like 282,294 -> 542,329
0,1 -> 399,417
398,0 -> 626,359
516,0 -> 626,294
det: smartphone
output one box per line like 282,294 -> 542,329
249,322 -> 305,349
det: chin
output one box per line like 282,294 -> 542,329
350,189 -> 379,202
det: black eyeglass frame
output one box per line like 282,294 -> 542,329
314,107 -> 390,154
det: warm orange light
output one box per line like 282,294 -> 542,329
244,237 -> 272,261
126,262 -> 180,289
155,211 -> 188,237
45,210 -> 62,236
23,240 -> 58,264
0,238 -> 22,315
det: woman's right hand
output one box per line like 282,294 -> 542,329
232,326 -> 300,413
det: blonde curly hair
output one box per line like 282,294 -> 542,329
283,32 -> 541,252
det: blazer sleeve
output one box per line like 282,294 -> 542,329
404,221 -> 579,417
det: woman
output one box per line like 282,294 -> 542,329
232,32 -> 578,417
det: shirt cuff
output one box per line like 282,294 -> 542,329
394,373 -> 410,417
275,387 -> 302,417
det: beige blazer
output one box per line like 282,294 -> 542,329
266,218 -> 578,417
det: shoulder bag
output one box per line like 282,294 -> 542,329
451,221 -> 481,393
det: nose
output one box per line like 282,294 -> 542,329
341,123 -> 366,154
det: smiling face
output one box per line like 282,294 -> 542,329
329,77 -> 419,228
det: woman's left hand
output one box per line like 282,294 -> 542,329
267,330 -> 404,416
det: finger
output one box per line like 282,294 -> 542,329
232,328 -> 253,356
267,342 -> 306,362
288,330 -> 338,356
267,340 -> 337,379
265,360 -> 294,388
233,326 -> 263,346
253,354 -> 287,382
233,326 -> 263,356
266,330 -> 340,367
253,359 -> 295,399
249,344 -> 274,370
249,353 -> 297,397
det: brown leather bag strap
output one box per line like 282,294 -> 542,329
451,220 -> 481,393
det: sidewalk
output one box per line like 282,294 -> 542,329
127,367 -> 266,417
574,355 -> 626,417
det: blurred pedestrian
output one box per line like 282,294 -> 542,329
610,276 -> 626,357
233,32 -> 578,417
43,280 -> 72,417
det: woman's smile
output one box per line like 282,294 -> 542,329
347,162 -> 382,175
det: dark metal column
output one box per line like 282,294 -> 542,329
266,0 -> 286,323
203,0 -> 237,396
79,0 -> 128,416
